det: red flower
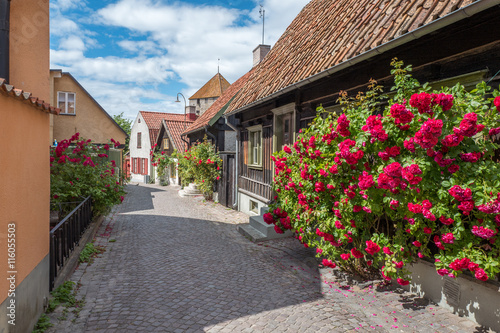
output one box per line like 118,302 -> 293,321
351,248 -> 364,258
410,92 -> 433,115
494,96 -> 500,112
383,247 -> 393,255
412,241 -> 421,247
441,233 -> 455,244
340,253 -> 350,260
322,259 -> 336,269
474,268 -> 488,281
423,227 -> 432,234
365,240 -> 380,255
397,278 -> 409,286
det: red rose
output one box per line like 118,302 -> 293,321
351,248 -> 364,258
340,253 -> 350,260
494,96 -> 500,112
365,240 -> 381,255
397,278 -> 409,286
474,268 -> 488,281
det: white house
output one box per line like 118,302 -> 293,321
129,111 -> 192,183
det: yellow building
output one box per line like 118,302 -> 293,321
50,70 -> 127,146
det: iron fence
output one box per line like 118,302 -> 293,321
49,196 -> 92,290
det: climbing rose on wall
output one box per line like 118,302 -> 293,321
266,59 -> 500,283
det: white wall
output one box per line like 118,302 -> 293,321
129,112 -> 152,183
238,192 -> 267,216
405,260 -> 500,331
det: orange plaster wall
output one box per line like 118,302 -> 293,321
52,74 -> 127,145
9,0 -> 50,102
0,95 -> 50,304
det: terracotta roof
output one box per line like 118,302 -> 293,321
189,73 -> 231,100
139,111 -> 187,146
183,69 -> 253,135
225,0 -> 489,114
165,120 -> 192,151
0,78 -> 60,114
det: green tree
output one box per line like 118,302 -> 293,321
113,112 -> 132,152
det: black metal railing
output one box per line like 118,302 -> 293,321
49,196 -> 92,290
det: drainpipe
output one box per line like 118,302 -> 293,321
204,126 -> 217,148
181,134 -> 189,150
224,116 -> 239,209
0,0 -> 10,82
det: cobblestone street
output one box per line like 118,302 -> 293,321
46,183 -> 489,332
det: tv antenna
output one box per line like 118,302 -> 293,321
259,5 -> 265,45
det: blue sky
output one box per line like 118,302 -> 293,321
49,0 -> 311,120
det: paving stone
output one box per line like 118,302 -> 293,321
43,183 -> 492,333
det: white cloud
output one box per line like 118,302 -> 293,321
78,79 -> 184,121
50,0 -> 84,12
59,35 -> 86,51
117,40 -> 162,56
50,0 -> 311,117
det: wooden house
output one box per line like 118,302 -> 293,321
222,0 -> 500,328
224,0 -> 500,215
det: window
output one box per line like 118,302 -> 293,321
57,92 -> 76,114
248,125 -> 262,168
250,200 -> 259,214
273,103 -> 295,153
137,132 -> 142,149
163,138 -> 170,150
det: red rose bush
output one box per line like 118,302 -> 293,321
50,133 -> 125,216
267,60 -> 500,284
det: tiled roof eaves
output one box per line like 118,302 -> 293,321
208,94 -> 237,127
165,119 -> 193,151
225,0 -> 497,117
0,78 -> 60,115
60,72 -> 128,136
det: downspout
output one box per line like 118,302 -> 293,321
181,134 -> 189,150
204,126 -> 217,148
224,117 -> 239,209
0,0 -> 10,82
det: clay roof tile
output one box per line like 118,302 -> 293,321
225,0 -> 482,115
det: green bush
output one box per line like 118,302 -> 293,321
174,137 -> 222,197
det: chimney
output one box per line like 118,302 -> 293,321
0,0 -> 10,82
253,44 -> 270,67
185,105 -> 198,121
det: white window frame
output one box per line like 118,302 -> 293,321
247,124 -> 262,169
57,91 -> 76,114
